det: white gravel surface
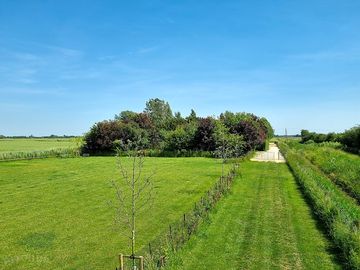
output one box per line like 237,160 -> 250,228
250,143 -> 286,163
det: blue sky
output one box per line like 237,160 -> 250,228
0,0 -> 359,136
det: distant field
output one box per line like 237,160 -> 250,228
166,162 -> 341,269
0,156 -> 227,270
0,138 -> 77,153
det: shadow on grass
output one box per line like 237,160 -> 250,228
286,163 -> 347,269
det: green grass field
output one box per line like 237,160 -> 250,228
298,144 -> 360,202
0,157 -> 228,270
166,162 -> 342,270
0,138 -> 77,153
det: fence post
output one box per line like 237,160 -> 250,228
169,225 -> 174,251
119,254 -> 124,270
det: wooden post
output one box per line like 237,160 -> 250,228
120,254 -> 144,270
139,256 -> 144,270
119,254 -> 124,270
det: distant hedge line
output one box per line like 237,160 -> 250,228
300,125 -> 360,154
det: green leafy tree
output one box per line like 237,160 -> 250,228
186,109 -> 197,122
115,110 -> 138,123
144,98 -> 173,130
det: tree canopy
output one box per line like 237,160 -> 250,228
82,98 -> 274,156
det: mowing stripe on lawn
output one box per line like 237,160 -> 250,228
166,162 -> 341,270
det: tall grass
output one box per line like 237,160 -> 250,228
299,145 -> 360,203
278,141 -> 360,269
0,148 -> 80,161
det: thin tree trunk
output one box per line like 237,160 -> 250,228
132,155 -> 136,269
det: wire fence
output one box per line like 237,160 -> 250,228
137,163 -> 239,269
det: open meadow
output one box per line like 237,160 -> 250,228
0,138 -> 77,153
0,156 -> 229,269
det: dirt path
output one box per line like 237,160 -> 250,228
251,142 -> 285,163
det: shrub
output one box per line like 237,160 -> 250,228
339,126 -> 360,154
82,120 -> 148,154
193,117 -> 217,151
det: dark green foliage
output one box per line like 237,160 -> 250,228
186,109 -> 197,122
114,110 -> 138,122
339,126 -> 360,154
301,130 -> 330,143
164,123 -> 196,151
300,125 -> 360,154
82,99 -> 273,156
83,120 -> 148,153
220,112 -> 270,151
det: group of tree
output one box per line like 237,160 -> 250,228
301,125 -> 360,154
82,98 -> 274,157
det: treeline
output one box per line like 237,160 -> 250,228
301,125 -> 360,154
82,98 -> 273,156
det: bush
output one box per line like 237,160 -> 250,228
82,120 -> 148,154
339,126 -> 360,154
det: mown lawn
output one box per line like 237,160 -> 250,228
0,138 -> 77,153
166,162 -> 342,270
0,157 -> 227,270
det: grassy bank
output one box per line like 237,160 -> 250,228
295,143 -> 360,203
279,142 -> 360,269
